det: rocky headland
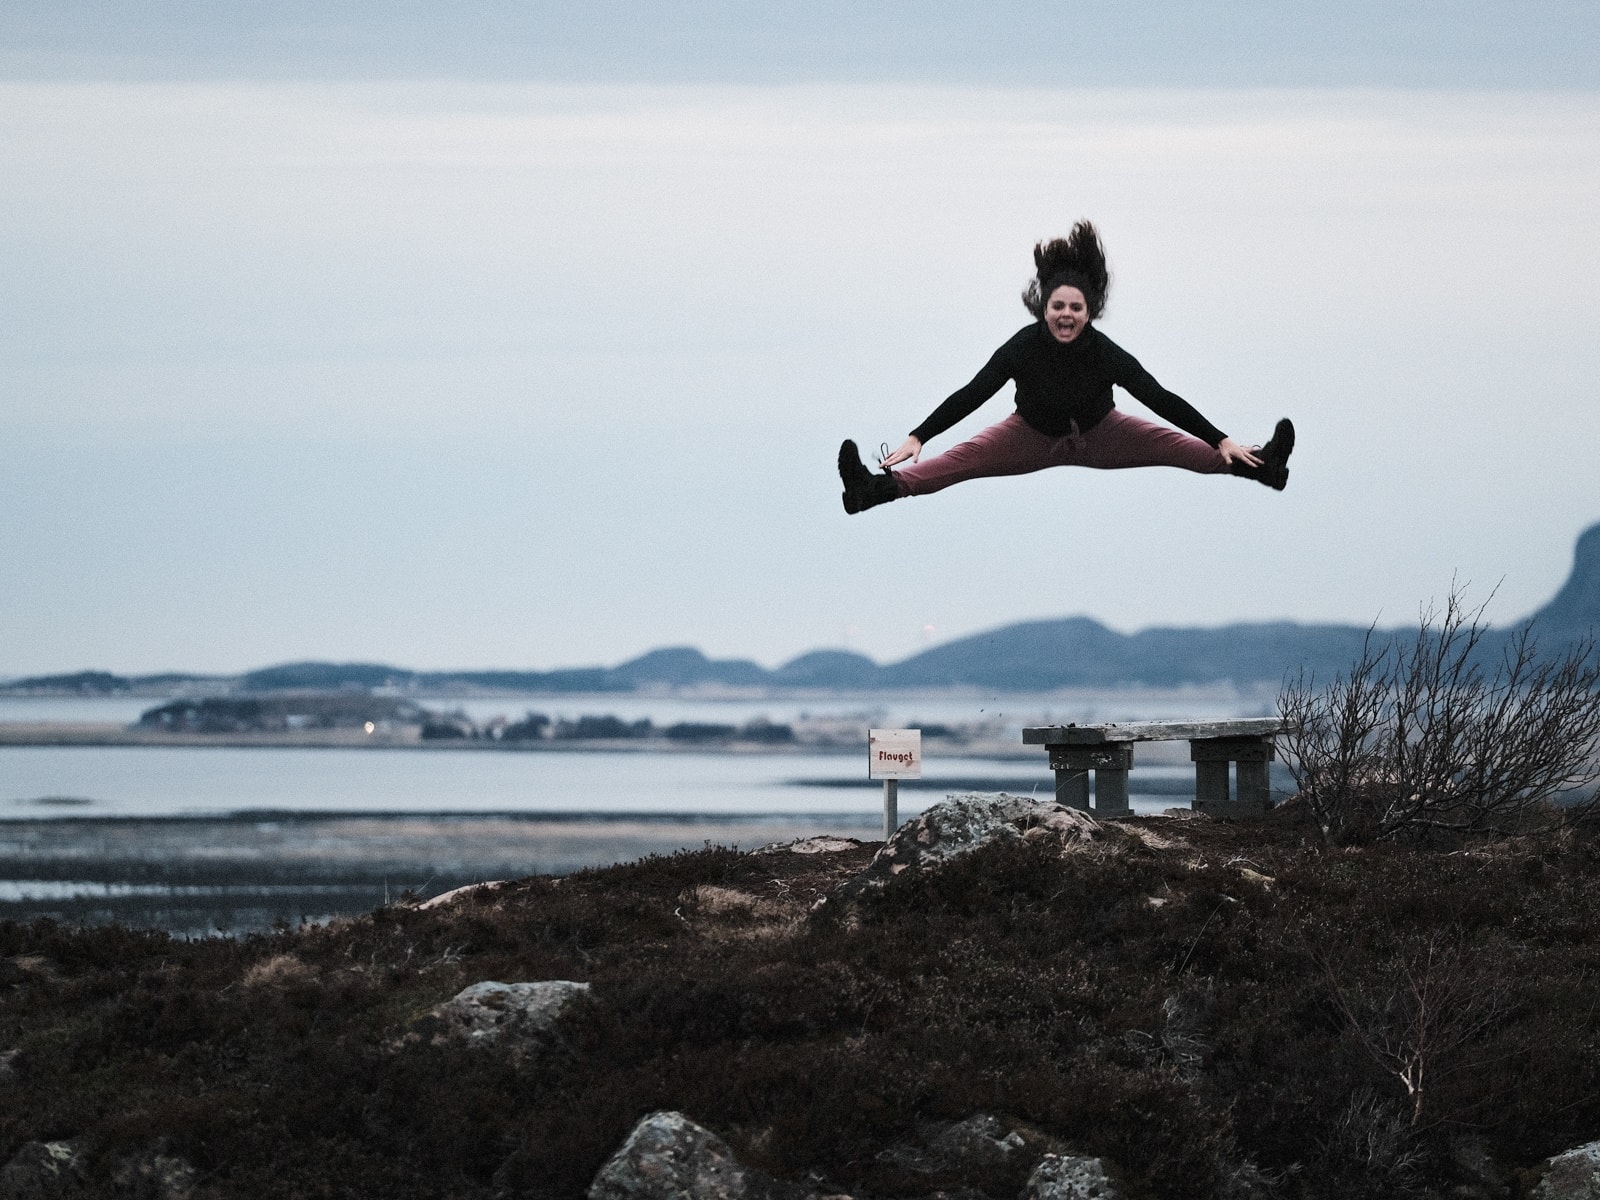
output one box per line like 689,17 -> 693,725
4,794 -> 1600,1199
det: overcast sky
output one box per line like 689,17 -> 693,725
3,4 -> 1599,676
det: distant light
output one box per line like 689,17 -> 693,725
364,721 -> 375,734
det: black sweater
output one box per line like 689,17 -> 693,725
910,323 -> 1228,449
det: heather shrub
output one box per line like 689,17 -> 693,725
6,826 -> 1600,1198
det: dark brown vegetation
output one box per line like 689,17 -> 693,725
5,808 -> 1600,1199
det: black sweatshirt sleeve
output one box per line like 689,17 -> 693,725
1104,341 -> 1228,448
909,341 -> 1014,445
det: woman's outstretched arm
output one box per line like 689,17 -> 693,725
885,339 -> 1017,468
1104,337 -> 1259,466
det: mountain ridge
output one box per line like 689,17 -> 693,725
8,521 -> 1597,696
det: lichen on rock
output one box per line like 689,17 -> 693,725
837,793 -> 1108,898
402,979 -> 589,1059
1025,1151 -> 1120,1199
587,1110 -> 749,1200
0,1140 -> 88,1199
1533,1138 -> 1600,1199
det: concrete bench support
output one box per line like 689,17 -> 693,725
1190,736 -> 1277,819
1048,742 -> 1134,817
1023,718 -> 1289,819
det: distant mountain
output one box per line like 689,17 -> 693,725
772,650 -> 884,689
8,522 -> 1597,697
881,618 -> 1379,690
1527,522 -> 1600,648
0,669 -> 227,695
868,521 -> 1598,688
238,662 -> 412,692
3,670 -> 132,694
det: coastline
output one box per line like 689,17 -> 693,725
0,721 -> 1037,758
0,810 -> 880,935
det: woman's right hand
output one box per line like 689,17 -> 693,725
880,435 -> 923,468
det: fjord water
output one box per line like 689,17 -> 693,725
0,690 -> 1271,932
0,688 -> 1273,818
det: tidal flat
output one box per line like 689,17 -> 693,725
0,812 -> 878,936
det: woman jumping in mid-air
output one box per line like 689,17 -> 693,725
838,220 -> 1294,514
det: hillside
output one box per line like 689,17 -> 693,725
5,803 -> 1600,1199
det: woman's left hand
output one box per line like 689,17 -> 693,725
1217,437 -> 1261,469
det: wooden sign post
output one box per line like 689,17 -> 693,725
868,728 -> 921,839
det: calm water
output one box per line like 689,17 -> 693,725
0,685 -> 1274,820
0,685 -> 1273,735
0,744 -> 1075,819
0,691 -> 1272,931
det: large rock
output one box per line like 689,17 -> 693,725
109,1144 -> 198,1199
845,793 -> 1105,894
756,836 -> 862,855
0,1139 -> 197,1200
868,1112 -> 1058,1194
587,1111 -> 749,1200
404,979 -> 589,1060
1024,1153 -> 1120,1199
1534,1139 -> 1600,1199
0,1141 -> 87,1198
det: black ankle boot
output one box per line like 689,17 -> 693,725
1231,418 -> 1295,491
838,440 -> 902,514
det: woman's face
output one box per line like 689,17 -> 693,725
1044,285 -> 1090,344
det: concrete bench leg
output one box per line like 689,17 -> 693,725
1195,760 -> 1230,809
1054,768 -> 1090,811
1236,759 -> 1271,810
1190,737 -> 1276,818
1050,743 -> 1134,818
1094,768 -> 1131,817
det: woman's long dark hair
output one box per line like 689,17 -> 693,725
1022,220 -> 1110,320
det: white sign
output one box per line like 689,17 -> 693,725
868,728 -> 922,779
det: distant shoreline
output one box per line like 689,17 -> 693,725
0,721 -> 1036,758
0,811 -> 883,934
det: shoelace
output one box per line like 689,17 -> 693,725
875,442 -> 891,469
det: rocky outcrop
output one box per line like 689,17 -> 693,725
587,1111 -> 750,1200
757,836 -> 862,855
402,979 -> 589,1060
416,881 -> 507,910
1530,522 -> 1600,646
839,793 -> 1106,897
1024,1152 -> 1120,1199
0,1139 -> 197,1200
583,1109 -> 1106,1200
109,1144 -> 198,1199
0,1140 -> 88,1198
1533,1138 -> 1600,1199
868,1112 -> 1065,1195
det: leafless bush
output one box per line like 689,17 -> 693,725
1279,589 -> 1600,845
1320,929 -> 1511,1128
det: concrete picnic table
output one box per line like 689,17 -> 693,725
1021,718 -> 1290,819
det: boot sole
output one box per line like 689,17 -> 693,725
839,439 -> 870,514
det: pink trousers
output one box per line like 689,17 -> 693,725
892,410 -> 1227,497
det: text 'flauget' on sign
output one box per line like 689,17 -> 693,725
868,729 -> 921,780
